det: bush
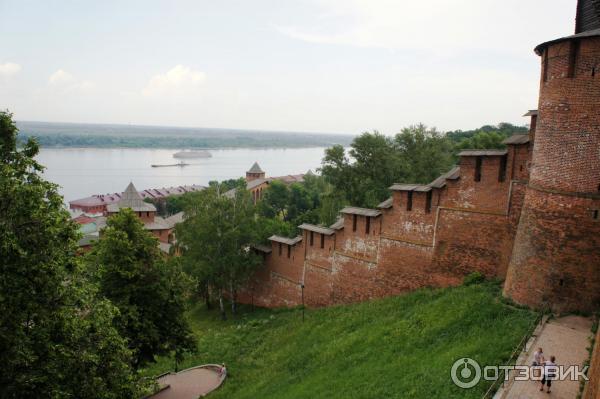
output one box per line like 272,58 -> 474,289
463,272 -> 485,286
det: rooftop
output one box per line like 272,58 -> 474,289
458,149 -> 508,157
340,207 -> 382,217
377,197 -> 393,209
523,110 -> 538,117
70,184 -> 205,208
389,184 -> 431,192
330,217 -> 344,230
298,223 -> 336,236
502,134 -> 530,145
534,27 -> 600,55
247,162 -> 264,174
252,244 -> 272,254
268,235 -> 303,246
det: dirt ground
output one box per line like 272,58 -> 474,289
150,367 -> 223,399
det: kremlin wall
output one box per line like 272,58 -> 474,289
239,0 -> 600,317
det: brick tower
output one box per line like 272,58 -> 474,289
246,162 -> 265,182
503,0 -> 600,312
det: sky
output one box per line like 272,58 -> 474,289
0,0 -> 576,135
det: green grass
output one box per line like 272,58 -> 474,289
141,281 -> 537,398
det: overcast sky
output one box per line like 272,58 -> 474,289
0,0 -> 575,135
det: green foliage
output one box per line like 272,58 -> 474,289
256,174 -> 337,235
258,180 -> 290,219
320,122 -> 527,209
176,187 -> 262,319
87,208 -> 196,368
321,126 -> 454,208
446,122 -> 528,143
209,177 -> 247,193
394,124 -> 455,185
463,271 -> 485,286
255,217 -> 297,244
144,282 -> 537,398
0,110 -> 141,398
454,131 -> 508,151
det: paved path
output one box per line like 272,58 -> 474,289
499,315 -> 592,399
150,366 -> 224,399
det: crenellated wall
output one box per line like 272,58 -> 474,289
239,140 -> 533,308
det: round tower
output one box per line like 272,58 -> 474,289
503,0 -> 600,313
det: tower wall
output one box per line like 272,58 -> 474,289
503,36 -> 600,312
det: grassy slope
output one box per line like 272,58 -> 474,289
142,282 -> 537,398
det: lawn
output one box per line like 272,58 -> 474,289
141,281 -> 537,398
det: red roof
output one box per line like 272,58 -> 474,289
73,215 -> 96,225
70,184 -> 205,208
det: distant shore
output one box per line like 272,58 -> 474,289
17,121 -> 354,150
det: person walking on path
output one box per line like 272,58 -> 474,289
540,356 -> 557,394
532,348 -> 545,366
532,347 -> 545,380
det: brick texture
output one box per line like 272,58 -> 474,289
238,142 -> 530,307
584,327 -> 600,399
503,35 -> 600,313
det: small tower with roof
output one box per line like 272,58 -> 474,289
106,182 -> 157,223
246,162 -> 265,182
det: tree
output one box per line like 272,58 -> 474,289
454,131 -> 507,151
87,208 -> 196,368
0,110 -> 141,398
176,187 -> 261,319
393,124 -> 454,184
320,127 -> 455,208
208,177 -> 246,193
446,122 -> 528,144
258,180 -> 290,219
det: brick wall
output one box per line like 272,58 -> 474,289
584,327 -> 600,399
238,143 -> 529,308
237,35 -> 599,313
503,35 -> 600,313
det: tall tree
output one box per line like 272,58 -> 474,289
87,208 -> 195,368
176,187 -> 261,319
0,110 -> 140,398
393,124 -> 454,184
321,127 -> 455,208
258,180 -> 290,219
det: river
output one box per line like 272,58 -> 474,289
36,147 -> 329,203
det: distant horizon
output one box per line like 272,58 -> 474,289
1,1 -> 573,134
15,118 -> 527,137
15,119 -> 350,137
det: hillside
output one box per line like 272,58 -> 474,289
142,282 -> 537,398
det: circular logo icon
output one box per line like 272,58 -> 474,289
451,358 -> 482,389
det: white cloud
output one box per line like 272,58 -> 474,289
0,62 -> 22,78
48,69 -> 94,92
49,69 -> 75,85
142,65 -> 206,97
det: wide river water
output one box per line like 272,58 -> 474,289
36,147 -> 329,203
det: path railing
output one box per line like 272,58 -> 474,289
482,312 -> 544,398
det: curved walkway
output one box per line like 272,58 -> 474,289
149,365 -> 225,399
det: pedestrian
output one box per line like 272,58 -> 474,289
532,347 -> 544,366
532,347 -> 545,380
540,356 -> 557,394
